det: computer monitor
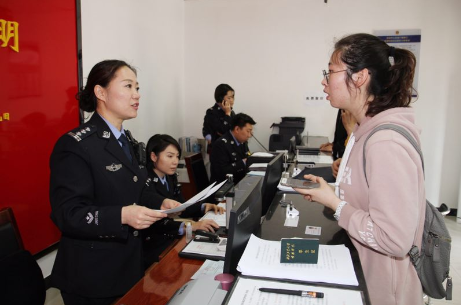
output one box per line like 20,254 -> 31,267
260,153 -> 283,216
185,153 -> 210,193
223,176 -> 263,275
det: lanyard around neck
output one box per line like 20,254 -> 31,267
335,133 -> 355,197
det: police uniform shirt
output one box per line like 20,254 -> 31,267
140,171 -> 203,237
202,103 -> 235,144
49,112 -> 147,298
209,130 -> 250,184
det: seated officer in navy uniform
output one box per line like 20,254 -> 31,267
210,113 -> 256,184
49,60 -> 172,305
202,84 -> 235,150
140,134 -> 223,268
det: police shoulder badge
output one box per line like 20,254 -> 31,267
67,125 -> 97,142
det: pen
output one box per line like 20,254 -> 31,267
259,288 -> 324,298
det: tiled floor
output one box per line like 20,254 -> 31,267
44,216 -> 461,305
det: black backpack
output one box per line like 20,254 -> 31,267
362,123 -> 452,300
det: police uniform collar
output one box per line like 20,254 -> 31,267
229,131 -> 242,146
97,113 -> 126,141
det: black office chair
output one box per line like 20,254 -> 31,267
185,153 -> 210,194
0,207 -> 46,305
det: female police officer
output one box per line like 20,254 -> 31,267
49,60 -> 170,305
140,134 -> 222,267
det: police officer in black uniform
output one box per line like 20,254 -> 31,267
140,134 -> 222,267
210,113 -> 256,185
202,84 -> 236,149
49,60 -> 172,305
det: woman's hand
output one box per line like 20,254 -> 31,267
319,142 -> 333,152
204,203 -> 225,214
121,205 -> 167,229
222,100 -> 232,116
161,198 -> 181,210
192,219 -> 220,232
332,158 -> 341,178
294,174 -> 341,211
160,199 -> 182,217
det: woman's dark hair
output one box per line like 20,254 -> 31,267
231,113 -> 256,130
76,60 -> 137,112
333,33 -> 416,117
145,134 -> 181,171
214,84 -> 234,104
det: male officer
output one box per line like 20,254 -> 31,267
210,113 -> 256,184
202,84 -> 235,150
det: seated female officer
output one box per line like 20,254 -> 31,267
140,134 -> 223,267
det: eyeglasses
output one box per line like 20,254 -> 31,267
323,69 -> 347,84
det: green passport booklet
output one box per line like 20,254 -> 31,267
280,238 -> 319,264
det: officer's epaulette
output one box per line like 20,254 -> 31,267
67,125 -> 97,142
221,138 -> 228,143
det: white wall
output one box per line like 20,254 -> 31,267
183,0 -> 461,207
80,0 -> 461,208
81,0 -> 185,143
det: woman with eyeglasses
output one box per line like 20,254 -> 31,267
295,34 -> 425,305
140,134 -> 223,267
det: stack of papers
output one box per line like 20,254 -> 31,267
191,260 -> 224,280
200,203 -> 226,227
237,235 -> 358,286
154,180 -> 227,214
297,154 -> 333,165
181,238 -> 227,258
251,152 -> 274,157
277,181 -> 294,192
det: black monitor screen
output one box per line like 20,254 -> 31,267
261,153 -> 283,216
190,157 -> 209,192
223,176 -> 263,275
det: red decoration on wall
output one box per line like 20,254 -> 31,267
0,0 -> 79,254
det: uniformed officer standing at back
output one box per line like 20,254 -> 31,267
202,84 -> 236,150
210,113 -> 256,185
49,60 -> 175,305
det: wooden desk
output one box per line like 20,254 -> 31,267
118,183 -> 371,304
115,238 -> 202,305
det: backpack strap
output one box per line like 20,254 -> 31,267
362,123 -> 425,265
363,123 -> 424,187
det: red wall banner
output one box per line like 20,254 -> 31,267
0,0 -> 80,254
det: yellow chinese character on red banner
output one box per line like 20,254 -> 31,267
0,19 -> 19,52
3,113 -> 10,120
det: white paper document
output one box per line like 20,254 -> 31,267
277,181 -> 294,192
297,154 -> 333,165
251,152 -> 274,157
237,235 -> 358,286
154,180 -> 227,214
191,259 -> 225,280
249,163 -> 268,169
200,203 -> 226,227
181,238 -> 227,258
227,277 -> 364,305
247,171 -> 266,177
